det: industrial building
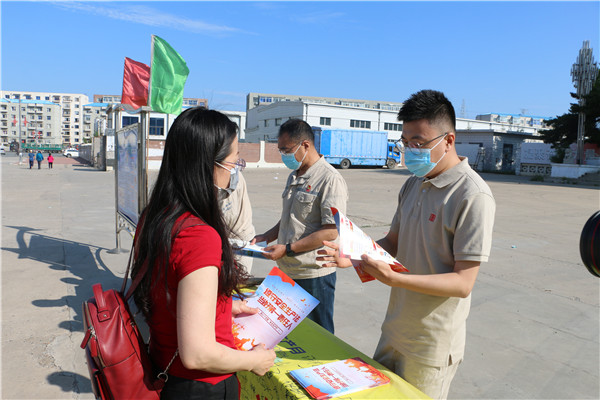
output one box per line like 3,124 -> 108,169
244,92 -> 551,173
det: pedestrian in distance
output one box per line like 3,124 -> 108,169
28,150 -> 34,169
252,118 -> 349,334
35,151 -> 44,169
48,153 -> 54,169
131,107 -> 275,400
318,89 -> 496,400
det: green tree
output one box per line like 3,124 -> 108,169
539,71 -> 600,161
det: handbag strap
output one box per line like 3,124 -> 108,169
157,349 -> 179,383
121,215 -> 205,300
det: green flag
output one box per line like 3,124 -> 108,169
149,35 -> 190,115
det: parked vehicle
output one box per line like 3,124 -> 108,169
63,148 -> 79,158
312,127 -> 402,169
0,145 -> 6,155
22,144 -> 63,153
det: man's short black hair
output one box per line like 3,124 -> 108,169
278,118 -> 314,143
397,89 -> 456,131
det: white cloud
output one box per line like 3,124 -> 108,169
54,1 -> 248,36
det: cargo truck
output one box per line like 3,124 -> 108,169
312,127 -> 402,169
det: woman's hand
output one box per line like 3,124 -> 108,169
231,299 -> 257,317
316,240 -> 354,268
249,344 -> 276,376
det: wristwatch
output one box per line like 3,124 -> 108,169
286,243 -> 296,257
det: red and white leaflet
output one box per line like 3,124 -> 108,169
331,208 -> 408,283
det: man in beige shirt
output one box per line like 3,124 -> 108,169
319,90 -> 495,399
217,170 -> 256,273
253,119 -> 348,333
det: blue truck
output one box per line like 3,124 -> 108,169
312,127 -> 402,169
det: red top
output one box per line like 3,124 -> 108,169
147,213 -> 235,384
48,155 -> 54,162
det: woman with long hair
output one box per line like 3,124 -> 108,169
131,107 -> 275,399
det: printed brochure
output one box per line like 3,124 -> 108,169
331,207 -> 408,283
232,267 -> 319,350
290,357 -> 391,399
230,238 -> 268,259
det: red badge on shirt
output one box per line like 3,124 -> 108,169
429,213 -> 436,222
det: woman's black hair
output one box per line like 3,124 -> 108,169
131,106 -> 247,319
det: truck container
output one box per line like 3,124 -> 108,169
313,127 -> 401,169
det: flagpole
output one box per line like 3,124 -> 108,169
17,99 -> 25,164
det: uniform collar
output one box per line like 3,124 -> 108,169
424,157 -> 470,188
293,155 -> 325,183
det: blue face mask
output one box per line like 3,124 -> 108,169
281,143 -> 307,170
403,136 -> 447,177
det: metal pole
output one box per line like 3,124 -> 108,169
17,98 -> 22,163
139,109 -> 150,213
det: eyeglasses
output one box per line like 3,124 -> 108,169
399,133 -> 448,154
278,142 -> 302,156
222,158 -> 246,171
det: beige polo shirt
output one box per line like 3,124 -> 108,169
380,157 -> 495,367
276,156 -> 348,279
218,172 -> 255,242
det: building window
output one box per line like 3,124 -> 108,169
384,122 -> 403,131
320,117 -> 331,126
45,96 -> 50,101
122,116 -> 139,126
275,118 -> 282,126
264,120 -> 268,127
350,119 -> 371,129
149,117 -> 165,136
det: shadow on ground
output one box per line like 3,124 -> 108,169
2,225 -> 126,396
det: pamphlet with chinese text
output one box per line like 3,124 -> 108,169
331,207 -> 408,282
232,267 -> 319,350
290,357 -> 391,399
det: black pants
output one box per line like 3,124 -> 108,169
160,374 -> 239,400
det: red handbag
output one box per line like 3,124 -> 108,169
80,248 -> 177,400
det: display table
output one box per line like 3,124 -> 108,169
238,318 -> 430,399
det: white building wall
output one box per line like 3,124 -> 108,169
245,101 -> 403,142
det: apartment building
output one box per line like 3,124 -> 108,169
82,103 -> 110,139
0,98 -> 61,147
1,90 -> 90,146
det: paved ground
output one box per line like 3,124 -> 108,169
1,152 -> 599,399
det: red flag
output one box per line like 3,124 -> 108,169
121,57 -> 150,109
12,117 -> 17,126
23,117 -> 28,126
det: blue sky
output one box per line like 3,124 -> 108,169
2,1 -> 599,119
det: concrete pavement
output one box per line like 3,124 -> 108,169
1,152 -> 599,399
